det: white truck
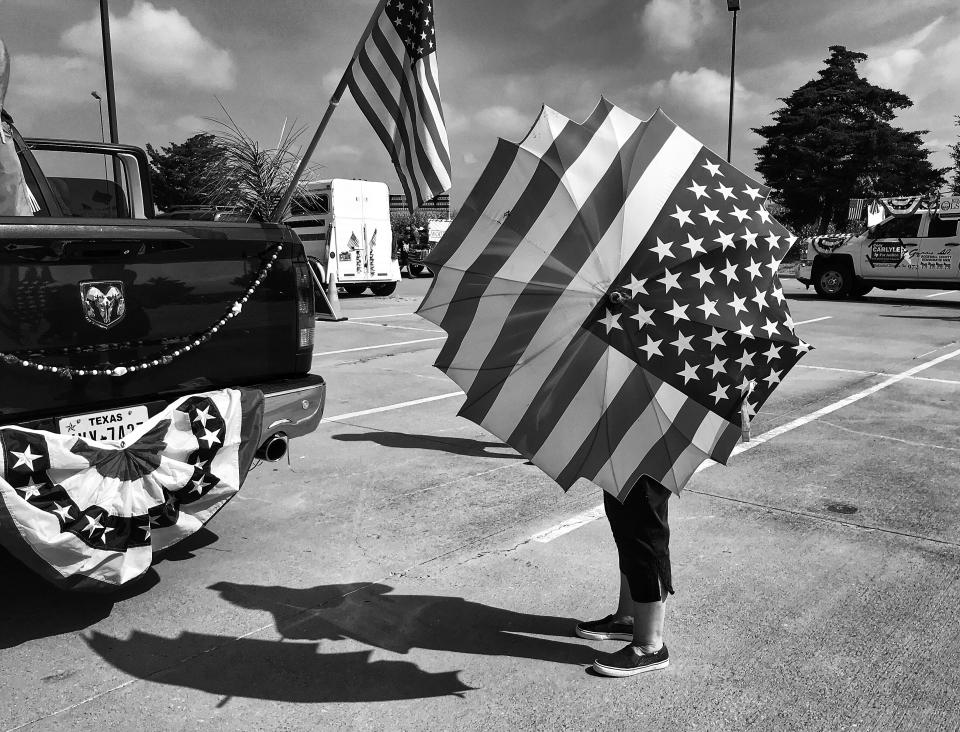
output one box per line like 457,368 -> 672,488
797,201 -> 960,298
285,179 -> 401,296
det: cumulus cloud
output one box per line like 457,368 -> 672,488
9,53 -> 100,108
61,0 -> 235,92
474,105 -> 529,136
862,17 -> 943,90
648,67 -> 754,120
638,0 -> 717,53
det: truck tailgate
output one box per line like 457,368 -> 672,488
0,219 -> 313,424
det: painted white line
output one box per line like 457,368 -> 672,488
321,391 -> 463,423
530,505 -> 606,543
793,316 -> 832,326
350,313 -> 416,320
532,345 -> 960,543
797,364 -> 873,376
349,321 -> 444,333
925,290 -> 957,298
312,337 -> 445,357
798,363 -> 960,386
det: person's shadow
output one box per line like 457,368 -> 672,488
84,582 -> 596,703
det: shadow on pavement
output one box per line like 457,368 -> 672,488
332,430 -> 523,460
786,291 -> 960,309
0,547 -> 159,649
1,528 -> 218,649
83,582 -> 595,703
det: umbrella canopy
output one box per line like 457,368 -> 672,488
417,99 -> 810,500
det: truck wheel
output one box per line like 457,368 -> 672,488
813,264 -> 852,299
408,264 -> 427,277
370,282 -> 397,296
850,282 -> 873,298
343,284 -> 366,296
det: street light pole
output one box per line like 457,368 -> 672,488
99,0 -> 119,144
726,0 -> 740,163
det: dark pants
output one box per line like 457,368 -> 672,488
603,476 -> 674,603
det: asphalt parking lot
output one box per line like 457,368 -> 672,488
3,276 -> 959,731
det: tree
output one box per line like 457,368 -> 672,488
146,133 -> 224,212
753,46 -> 947,233
949,116 -> 960,195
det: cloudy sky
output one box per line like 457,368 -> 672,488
1,0 -> 957,204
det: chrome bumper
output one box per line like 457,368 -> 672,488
256,374 -> 326,444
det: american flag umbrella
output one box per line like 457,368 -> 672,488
417,99 -> 810,499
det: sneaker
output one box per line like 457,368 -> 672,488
592,643 -> 669,677
574,614 -> 634,641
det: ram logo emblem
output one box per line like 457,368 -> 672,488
80,280 -> 126,329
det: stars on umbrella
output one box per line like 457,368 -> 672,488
199,428 -> 222,448
681,234 -> 706,257
599,309 -> 623,333
594,146 -> 809,428
626,274 -> 648,297
688,180 -> 709,199
638,335 -> 663,359
658,268 -> 681,293
671,331 -> 695,355
677,362 -> 700,384
52,502 -> 74,522
650,237 -> 675,261
21,476 -> 45,500
632,306 -> 655,328
670,205 -> 693,227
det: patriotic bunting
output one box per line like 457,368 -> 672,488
417,99 -> 810,500
0,388 -> 262,589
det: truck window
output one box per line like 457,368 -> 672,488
870,214 -> 922,239
926,217 -> 959,238
29,148 -> 131,218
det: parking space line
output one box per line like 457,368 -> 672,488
925,290 -> 957,298
350,313 -> 416,319
797,363 -> 960,386
794,316 -> 832,326
312,337 -> 446,357
532,344 -> 960,543
349,321 -> 444,333
321,391 -> 463,423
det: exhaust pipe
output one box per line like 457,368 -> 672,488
256,433 -> 288,462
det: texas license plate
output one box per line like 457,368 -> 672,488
58,405 -> 149,442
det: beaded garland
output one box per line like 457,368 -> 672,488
0,244 -> 283,379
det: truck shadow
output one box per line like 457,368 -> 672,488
0,528 -> 218,648
83,581 -> 596,703
331,430 -> 524,460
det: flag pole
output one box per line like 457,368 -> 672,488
270,0 -> 389,222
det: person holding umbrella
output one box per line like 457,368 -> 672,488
417,99 -> 809,678
576,476 -> 672,676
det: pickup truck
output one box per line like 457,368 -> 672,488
0,112 -> 325,463
797,208 -> 960,298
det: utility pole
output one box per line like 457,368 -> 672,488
99,0 -> 119,143
726,0 -> 740,163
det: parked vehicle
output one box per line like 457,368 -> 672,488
285,179 -> 401,296
0,114 -> 325,461
796,204 -> 960,298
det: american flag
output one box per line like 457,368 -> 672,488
418,100 -> 810,499
347,0 -> 451,211
0,389 -> 258,589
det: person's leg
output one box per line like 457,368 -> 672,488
614,572 -> 633,621
631,585 -> 666,654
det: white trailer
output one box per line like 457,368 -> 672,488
286,179 -> 401,296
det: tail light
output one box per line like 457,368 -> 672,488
293,253 -> 315,372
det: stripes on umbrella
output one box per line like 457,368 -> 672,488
418,99 -> 802,499
347,3 -> 451,209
